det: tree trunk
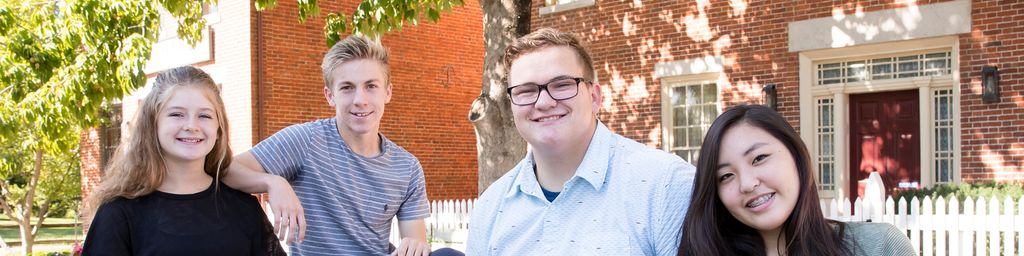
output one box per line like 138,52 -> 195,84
469,0 -> 532,194
18,219 -> 32,255
19,149 -> 43,255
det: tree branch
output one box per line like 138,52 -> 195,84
31,200 -> 50,237
20,148 -> 43,237
0,181 -> 21,223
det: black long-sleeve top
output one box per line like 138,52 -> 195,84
83,181 -> 286,256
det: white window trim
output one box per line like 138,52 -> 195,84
539,0 -> 595,16
931,89 -> 957,184
814,97 -> 837,191
656,57 -> 728,155
799,36 -> 962,200
659,76 -> 726,155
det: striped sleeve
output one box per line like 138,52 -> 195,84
251,123 -> 312,181
397,162 -> 430,221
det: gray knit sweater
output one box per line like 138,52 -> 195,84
843,222 -> 917,256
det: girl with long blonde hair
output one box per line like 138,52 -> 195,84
83,66 -> 283,255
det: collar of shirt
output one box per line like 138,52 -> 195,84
504,121 -> 615,200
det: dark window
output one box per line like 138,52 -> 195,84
99,104 -> 122,173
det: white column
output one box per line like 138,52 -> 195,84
918,82 -> 933,187
834,91 -> 848,200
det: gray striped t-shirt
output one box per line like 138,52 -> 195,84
251,118 -> 430,256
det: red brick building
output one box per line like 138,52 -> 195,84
534,0 -> 1023,201
83,0 -> 1024,205
80,0 -> 484,203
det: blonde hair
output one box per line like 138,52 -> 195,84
321,35 -> 391,89
503,27 -> 596,82
86,66 -> 232,219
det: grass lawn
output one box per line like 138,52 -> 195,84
0,216 -> 82,245
0,216 -> 78,226
0,227 -> 81,244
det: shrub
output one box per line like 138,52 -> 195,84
29,251 -> 72,256
895,182 -> 1023,214
896,182 -> 1024,202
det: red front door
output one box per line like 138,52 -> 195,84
849,90 -> 920,203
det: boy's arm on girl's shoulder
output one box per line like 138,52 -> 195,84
222,152 -> 276,193
247,192 -> 289,256
222,151 -> 307,244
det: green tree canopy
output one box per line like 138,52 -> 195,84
0,0 -> 210,253
0,0 -> 212,152
254,0 -> 464,46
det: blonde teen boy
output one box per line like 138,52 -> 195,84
223,36 -> 432,256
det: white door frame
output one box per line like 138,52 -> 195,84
798,36 -> 962,199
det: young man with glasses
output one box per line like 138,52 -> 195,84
466,28 -> 696,255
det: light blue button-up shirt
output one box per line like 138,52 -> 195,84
466,122 -> 696,255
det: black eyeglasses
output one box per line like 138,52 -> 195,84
506,77 -> 586,106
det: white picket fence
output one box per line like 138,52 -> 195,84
822,196 -> 1024,256
387,196 -> 1023,255
389,199 -> 475,251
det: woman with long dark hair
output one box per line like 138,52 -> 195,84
679,104 -> 914,256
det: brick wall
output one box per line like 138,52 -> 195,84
255,0 -> 483,199
959,0 -> 1024,182
79,129 -> 102,210
532,0 -> 1022,183
81,0 -> 483,203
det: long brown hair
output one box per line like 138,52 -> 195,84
85,66 -> 232,219
679,104 -> 848,256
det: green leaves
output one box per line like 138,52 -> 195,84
0,0 -> 207,154
324,12 -> 348,46
285,0 -> 464,46
254,0 -> 278,11
0,2 -> 198,252
158,0 -> 213,46
296,0 -> 320,23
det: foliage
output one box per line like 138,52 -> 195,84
0,0 -> 212,148
0,123 -> 81,254
896,182 -> 1024,202
0,0 -> 208,253
1,0 -> 464,252
34,143 -> 82,219
0,125 -> 82,216
254,0 -> 464,46
30,250 -> 74,256
896,182 -> 1023,214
